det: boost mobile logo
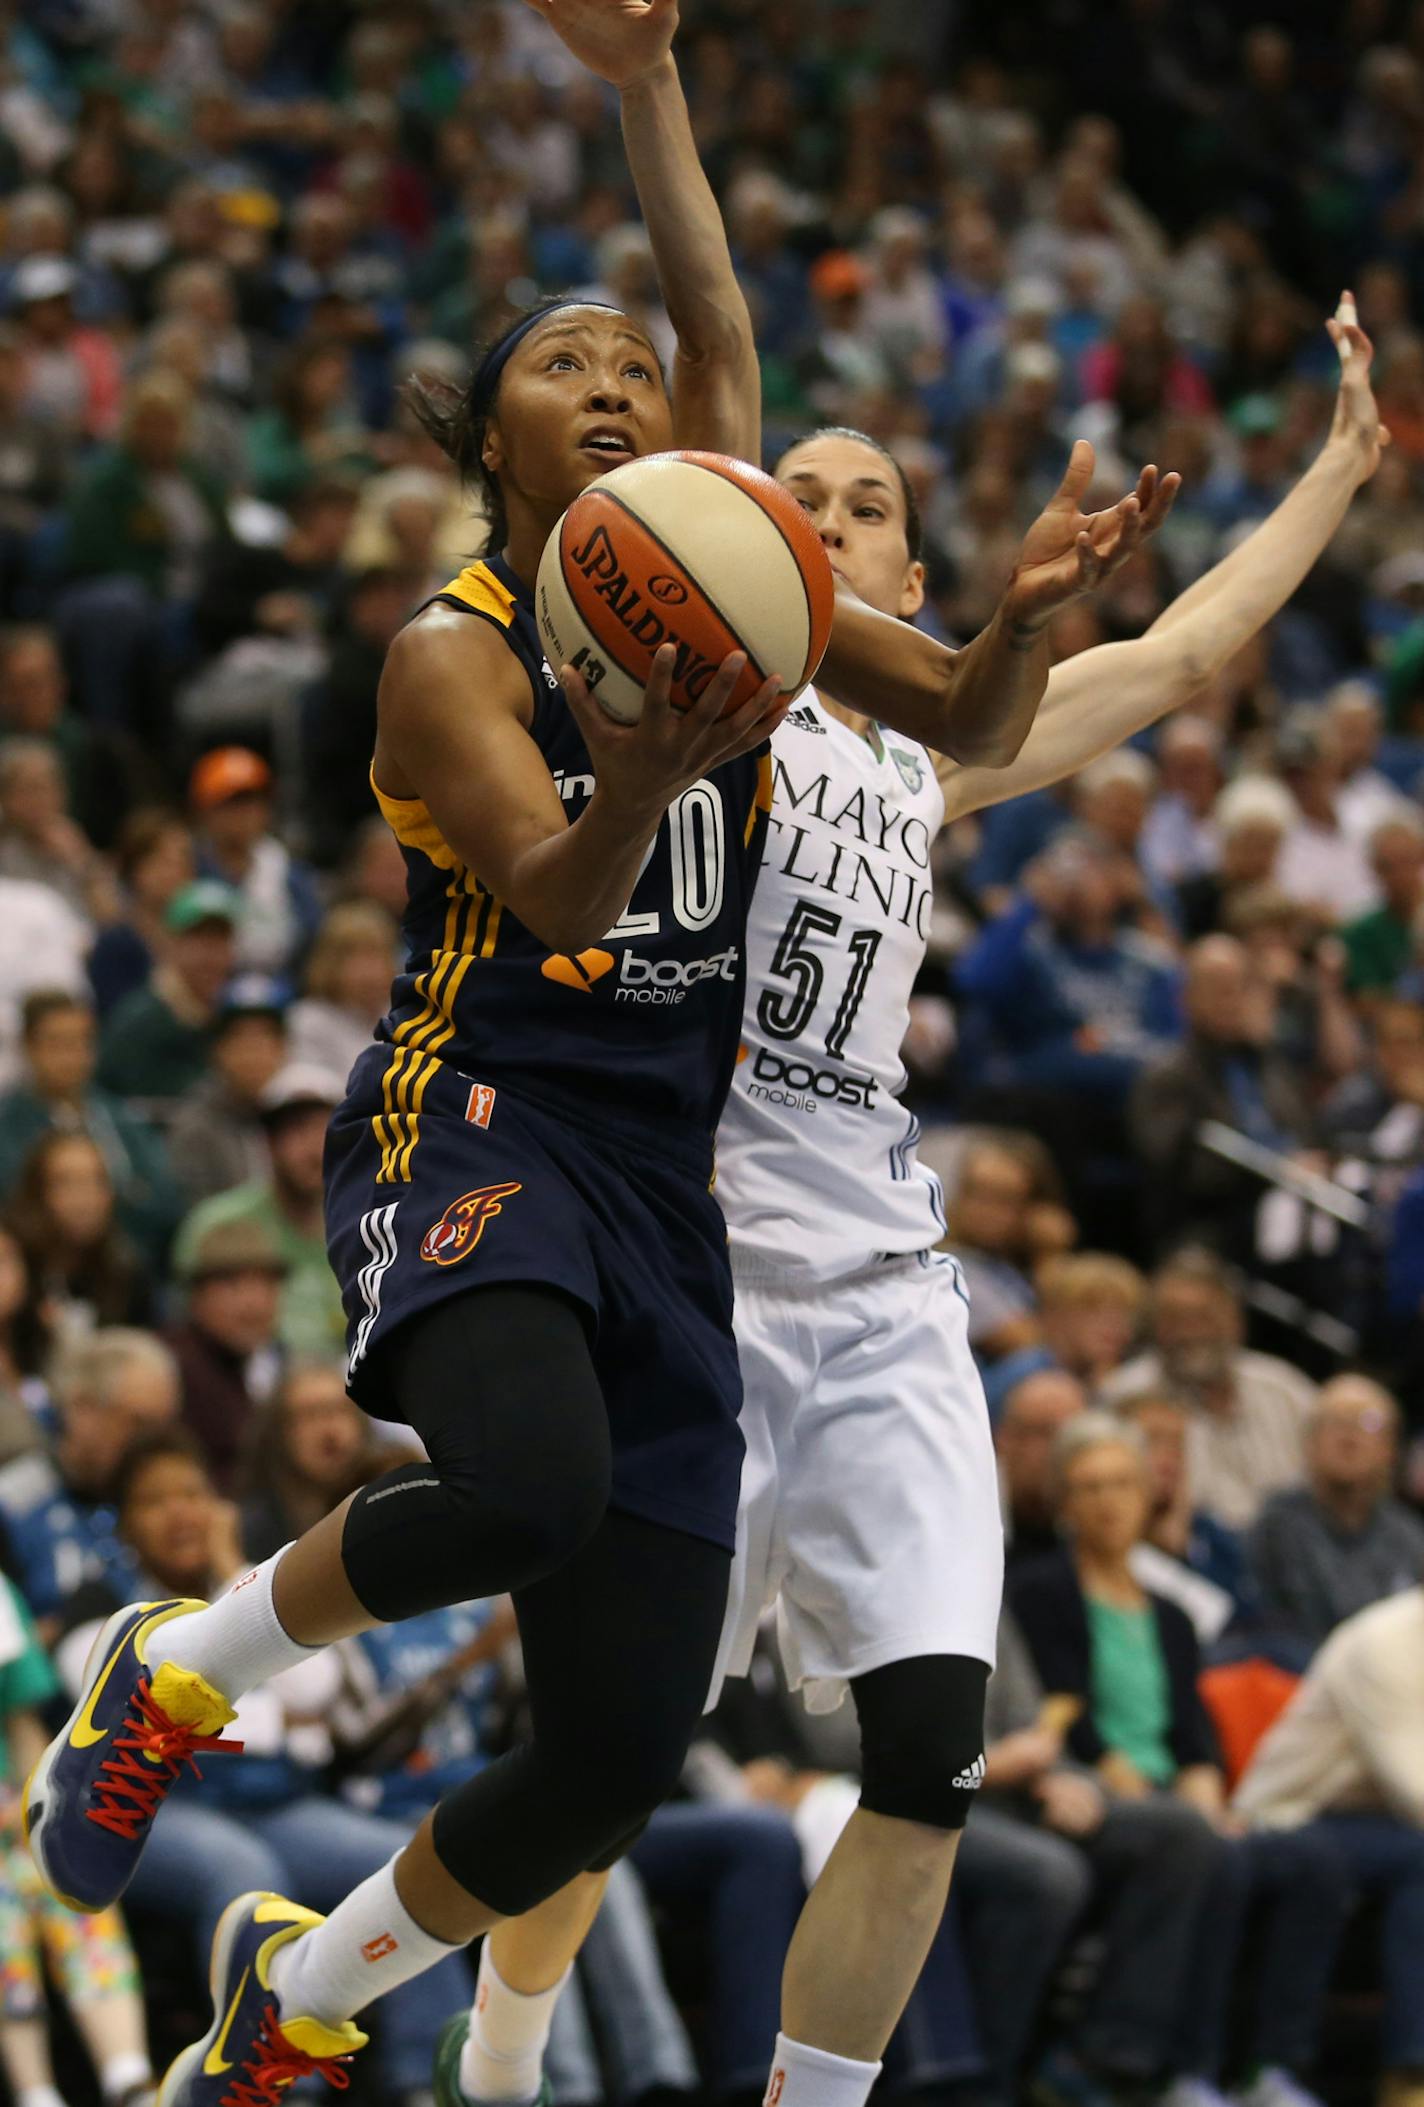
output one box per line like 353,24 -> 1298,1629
542,948 -> 616,991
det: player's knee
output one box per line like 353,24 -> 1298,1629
443,1438 -> 611,1589
855,1653 -> 990,1833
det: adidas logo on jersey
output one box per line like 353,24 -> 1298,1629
786,706 -> 826,734
952,1753 -> 987,1792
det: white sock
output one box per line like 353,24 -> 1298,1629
459,1943 -> 569,2104
18,2086 -> 66,2107
764,2033 -> 881,2107
100,2051 -> 153,2099
157,1547 -> 321,1698
267,1859 -> 463,2024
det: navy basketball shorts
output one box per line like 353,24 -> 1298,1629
325,1044 -> 746,1551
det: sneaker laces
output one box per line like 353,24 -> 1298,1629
223,2004 -> 355,2105
85,1676 -> 243,1841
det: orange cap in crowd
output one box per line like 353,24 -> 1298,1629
189,747 -> 273,812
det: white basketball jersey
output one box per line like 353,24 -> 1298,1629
716,689 -> 947,1280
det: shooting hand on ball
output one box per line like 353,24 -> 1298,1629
562,643 -> 785,821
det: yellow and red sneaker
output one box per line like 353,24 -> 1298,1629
25,1598 -> 240,1912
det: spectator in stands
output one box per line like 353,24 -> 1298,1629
1248,1375 -> 1424,1657
166,973 -> 288,1204
87,810 -> 195,1019
0,1568 -> 157,2107
1342,811 -> 1424,997
0,1225 -> 50,1465
1117,1390 -> 1255,1628
300,564 -> 424,867
190,476 -> 358,662
1131,934 -> 1316,1256
1235,1586 -> 1424,2106
244,336 -> 371,506
60,1429 -> 470,2107
955,832 -> 1178,1111
9,253 -> 121,442
957,1605 -> 1226,2103
0,738 -> 113,925
1139,716 -> 1223,891
0,625 -> 134,854
945,1132 -> 1053,1361
286,901 -> 396,1081
1176,777 -> 1296,944
1103,1250 -> 1315,1529
98,879 -> 238,1108
996,1365 -> 1086,1565
1012,1414 -> 1347,2107
1224,888 -> 1364,1089
0,329 -> 72,563
0,875 -> 89,1088
1037,1251 -> 1146,1393
0,1328 -> 176,1623
1321,997 -> 1424,1187
188,747 -> 321,979
1274,714 -> 1379,926
240,1359 -> 368,1563
164,1216 -> 284,1495
62,371 -> 227,600
173,1062 -> 345,1358
0,990 -> 178,1264
1327,681 -> 1409,845
8,1130 -> 150,1336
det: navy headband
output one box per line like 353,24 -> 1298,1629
470,300 -> 626,418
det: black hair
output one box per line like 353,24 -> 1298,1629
775,426 -> 924,563
404,297 -> 616,554
112,1425 -> 212,1514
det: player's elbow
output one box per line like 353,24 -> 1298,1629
522,902 -> 608,958
937,711 -> 1034,769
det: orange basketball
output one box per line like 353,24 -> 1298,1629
535,450 -> 836,724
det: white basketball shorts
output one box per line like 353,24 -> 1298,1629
712,1247 -> 1004,1714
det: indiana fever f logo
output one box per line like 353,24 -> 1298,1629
420,1182 -> 522,1266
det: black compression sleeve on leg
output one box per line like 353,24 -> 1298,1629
430,1511 -> 730,1914
341,1286 -> 612,1623
854,1654 -> 990,1832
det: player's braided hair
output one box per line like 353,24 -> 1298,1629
777,427 -> 924,564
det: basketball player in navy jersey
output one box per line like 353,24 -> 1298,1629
416,13 -> 1392,2107
21,11 -> 1163,2107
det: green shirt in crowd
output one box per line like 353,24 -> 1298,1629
1086,1595 -> 1176,1786
174,1181 -> 346,1360
0,1575 -> 59,1780
1341,905 -> 1412,995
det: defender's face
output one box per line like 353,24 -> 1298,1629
484,308 -> 673,521
776,434 -> 924,623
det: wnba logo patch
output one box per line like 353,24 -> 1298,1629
765,2072 -> 786,2106
542,948 -> 615,992
466,1082 -> 497,1128
362,1933 -> 399,1962
420,1182 -> 522,1266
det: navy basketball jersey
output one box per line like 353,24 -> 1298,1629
368,552 -> 772,1171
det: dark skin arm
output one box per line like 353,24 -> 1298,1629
821,447 -> 1181,766
375,613 -> 781,957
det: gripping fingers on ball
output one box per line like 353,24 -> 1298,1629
714,677 -> 786,760
639,642 -> 679,724
686,650 -> 749,730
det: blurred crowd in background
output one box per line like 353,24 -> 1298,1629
0,0 -> 1423,2102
